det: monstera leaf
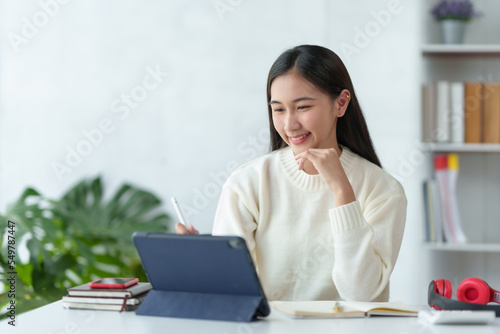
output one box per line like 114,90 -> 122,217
0,188 -> 62,316
0,177 -> 169,318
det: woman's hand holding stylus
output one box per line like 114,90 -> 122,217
171,197 -> 200,235
294,148 -> 355,207
175,223 -> 200,235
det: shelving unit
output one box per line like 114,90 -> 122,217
422,143 -> 500,153
420,141 -> 500,247
423,242 -> 500,253
420,0 -> 500,291
422,44 -> 500,55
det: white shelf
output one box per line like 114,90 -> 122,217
423,242 -> 500,252
422,44 -> 500,55
421,143 -> 500,153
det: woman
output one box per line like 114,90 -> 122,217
176,45 -> 407,302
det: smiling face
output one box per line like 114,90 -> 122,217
270,71 -> 343,154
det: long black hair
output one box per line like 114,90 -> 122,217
266,45 -> 381,168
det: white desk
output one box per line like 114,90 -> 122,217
3,301 -> 500,334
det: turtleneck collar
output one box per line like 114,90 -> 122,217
278,145 -> 357,192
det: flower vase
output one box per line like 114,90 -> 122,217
439,20 -> 466,44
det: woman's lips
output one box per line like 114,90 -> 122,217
289,132 -> 311,145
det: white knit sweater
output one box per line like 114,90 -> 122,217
212,146 -> 407,302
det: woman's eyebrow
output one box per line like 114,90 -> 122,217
269,97 -> 316,105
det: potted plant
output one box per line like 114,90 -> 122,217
431,0 -> 481,44
0,176 -> 170,318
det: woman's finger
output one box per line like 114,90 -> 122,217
297,157 -> 307,170
175,222 -> 190,234
294,151 -> 313,170
187,224 -> 200,235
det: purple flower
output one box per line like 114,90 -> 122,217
431,0 -> 482,21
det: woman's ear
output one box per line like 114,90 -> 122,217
334,89 -> 351,117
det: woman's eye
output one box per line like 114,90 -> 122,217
273,108 -> 284,112
298,106 -> 310,110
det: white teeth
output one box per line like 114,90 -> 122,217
291,133 -> 309,141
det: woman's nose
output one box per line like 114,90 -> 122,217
284,113 -> 300,131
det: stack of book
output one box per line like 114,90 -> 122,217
422,81 -> 500,144
62,282 -> 152,312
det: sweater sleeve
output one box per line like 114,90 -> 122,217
212,180 -> 259,253
329,184 -> 407,301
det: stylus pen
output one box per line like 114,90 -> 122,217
171,197 -> 188,227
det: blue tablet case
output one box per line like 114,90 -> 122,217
132,232 -> 270,322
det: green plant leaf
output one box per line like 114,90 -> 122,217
0,176 -> 170,316
15,263 -> 34,287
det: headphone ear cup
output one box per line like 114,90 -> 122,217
457,278 -> 491,304
435,279 -> 452,299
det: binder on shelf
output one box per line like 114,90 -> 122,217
464,82 -> 483,143
450,82 -> 465,144
422,81 -> 500,145
422,84 -> 436,142
422,81 -> 464,143
435,81 -> 451,142
483,83 -> 500,143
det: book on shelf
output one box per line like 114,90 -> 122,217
436,80 -> 451,142
422,179 -> 443,243
464,82 -> 482,143
422,84 -> 435,142
483,83 -> 500,143
67,282 -> 152,298
271,300 -> 419,319
422,81 -> 450,142
450,81 -> 465,144
422,80 -> 500,145
422,179 -> 431,242
446,154 -> 466,242
423,154 -> 467,244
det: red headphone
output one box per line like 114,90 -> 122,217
434,278 -> 500,306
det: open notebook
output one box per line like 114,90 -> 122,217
271,301 -> 420,318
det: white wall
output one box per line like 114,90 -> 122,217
0,0 -> 423,304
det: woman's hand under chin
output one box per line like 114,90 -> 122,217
294,147 -> 356,207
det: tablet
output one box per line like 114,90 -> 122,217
132,232 -> 270,321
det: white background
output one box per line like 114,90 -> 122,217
1,0 -> 427,304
